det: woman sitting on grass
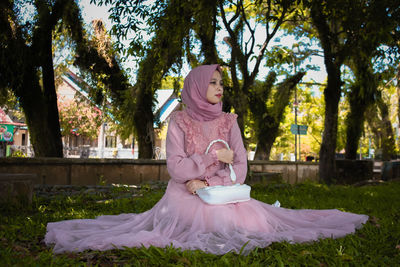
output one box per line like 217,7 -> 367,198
45,64 -> 368,255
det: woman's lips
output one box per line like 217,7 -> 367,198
216,94 -> 222,98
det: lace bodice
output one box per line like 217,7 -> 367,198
171,110 -> 237,156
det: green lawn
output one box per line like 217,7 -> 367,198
1,181 -> 399,266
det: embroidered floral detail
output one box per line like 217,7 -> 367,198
218,113 -> 237,139
171,111 -> 207,155
171,110 -> 236,157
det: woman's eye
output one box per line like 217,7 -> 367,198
210,81 -> 216,85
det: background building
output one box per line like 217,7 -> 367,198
2,70 -> 181,159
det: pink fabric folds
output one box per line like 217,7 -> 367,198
45,187 -> 368,255
44,111 -> 369,255
181,64 -> 223,121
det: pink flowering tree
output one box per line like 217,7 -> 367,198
58,97 -> 102,139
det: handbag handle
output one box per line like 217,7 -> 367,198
205,139 -> 237,183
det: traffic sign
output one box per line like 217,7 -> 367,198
290,124 -> 308,135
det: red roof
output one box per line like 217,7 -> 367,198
0,108 -> 26,127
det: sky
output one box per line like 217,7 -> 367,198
79,0 -> 327,87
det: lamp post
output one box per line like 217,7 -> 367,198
289,46 -> 299,161
271,45 -> 300,161
294,54 -> 299,162
97,99 -> 106,158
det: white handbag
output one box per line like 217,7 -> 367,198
196,139 -> 251,205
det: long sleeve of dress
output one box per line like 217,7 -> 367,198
205,121 -> 248,186
166,118 -> 218,183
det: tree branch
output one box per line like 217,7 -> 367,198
250,2 -> 290,82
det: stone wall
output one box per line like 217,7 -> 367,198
249,161 -> 319,184
0,158 -> 169,185
335,159 -> 373,184
381,160 -> 400,181
0,173 -> 35,204
0,158 -> 320,185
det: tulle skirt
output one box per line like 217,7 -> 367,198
45,180 -> 368,254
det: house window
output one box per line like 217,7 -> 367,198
105,136 -> 116,148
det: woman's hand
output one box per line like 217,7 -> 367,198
216,148 -> 234,164
186,179 -> 207,194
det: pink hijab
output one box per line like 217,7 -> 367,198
181,64 -> 222,121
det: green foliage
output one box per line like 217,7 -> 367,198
10,149 -> 26,157
250,72 -> 305,160
365,88 -> 398,160
91,0 -> 166,56
72,19 -> 132,109
3,0 -> 399,161
1,181 -> 400,266
0,88 -> 18,111
338,0 -> 400,160
58,97 -> 103,139
109,0 -> 221,158
269,85 -> 326,160
220,0 -> 302,156
60,18 -> 138,149
160,76 -> 184,91
265,42 -> 320,78
0,88 -> 24,122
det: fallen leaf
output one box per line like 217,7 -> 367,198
300,250 -> 311,256
368,216 -> 380,227
13,245 -> 29,253
341,254 -> 354,261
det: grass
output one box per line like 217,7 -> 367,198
1,181 -> 400,266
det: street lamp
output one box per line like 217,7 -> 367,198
274,45 -> 300,161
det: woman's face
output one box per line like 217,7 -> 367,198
206,70 -> 223,104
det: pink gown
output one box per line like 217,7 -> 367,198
45,110 -> 368,254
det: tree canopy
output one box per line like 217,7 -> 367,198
1,0 -> 400,173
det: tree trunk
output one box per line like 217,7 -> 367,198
136,123 -> 155,159
254,139 -> 271,160
40,31 -> 63,157
345,100 -> 365,160
377,97 -> 396,161
17,65 -> 62,157
227,55 -> 248,145
345,57 -> 377,160
233,88 -> 249,148
134,85 -> 155,159
254,125 -> 276,160
365,105 -> 382,151
194,0 -> 218,64
310,2 -> 346,184
0,1 -> 65,157
235,105 -> 246,141
319,67 -> 341,184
